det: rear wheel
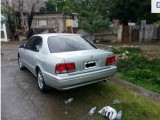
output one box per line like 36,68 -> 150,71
37,69 -> 48,92
18,56 -> 26,70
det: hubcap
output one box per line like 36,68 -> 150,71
38,72 -> 43,89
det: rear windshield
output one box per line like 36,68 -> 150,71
48,35 -> 96,53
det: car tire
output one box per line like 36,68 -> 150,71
18,56 -> 26,70
37,69 -> 48,93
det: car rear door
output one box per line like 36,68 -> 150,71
24,36 -> 43,75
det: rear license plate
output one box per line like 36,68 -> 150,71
85,61 -> 96,69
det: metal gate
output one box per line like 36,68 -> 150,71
122,26 -> 130,42
131,29 -> 139,42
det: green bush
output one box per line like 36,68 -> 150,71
114,47 -> 160,93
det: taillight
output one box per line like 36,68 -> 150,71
106,56 -> 116,65
66,63 -> 75,73
55,63 -> 75,74
55,64 -> 67,74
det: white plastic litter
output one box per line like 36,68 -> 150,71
88,107 -> 96,116
64,98 -> 74,104
98,106 -> 117,120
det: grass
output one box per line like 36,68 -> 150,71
58,83 -> 160,120
112,47 -> 160,93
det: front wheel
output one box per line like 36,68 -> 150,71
37,69 -> 48,92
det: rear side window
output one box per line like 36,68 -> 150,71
48,35 -> 96,53
25,36 -> 42,52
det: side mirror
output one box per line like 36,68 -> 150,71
19,44 -> 24,48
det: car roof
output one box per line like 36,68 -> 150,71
33,33 -> 80,38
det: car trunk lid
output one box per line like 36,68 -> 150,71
53,49 -> 114,73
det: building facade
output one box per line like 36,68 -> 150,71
31,12 -> 79,33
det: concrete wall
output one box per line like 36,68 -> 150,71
144,25 -> 154,42
139,24 -> 157,42
31,13 -> 79,33
117,25 -> 123,42
79,23 -> 158,43
32,13 -> 76,33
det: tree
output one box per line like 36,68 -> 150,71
46,0 -> 57,12
46,0 -> 110,33
46,0 -> 67,12
108,0 -> 158,25
80,11 -> 109,33
9,0 -> 39,38
1,8 -> 16,37
11,0 -> 26,31
77,0 -> 110,33
27,3 -> 36,39
71,0 -> 110,33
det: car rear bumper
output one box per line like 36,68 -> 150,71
43,65 -> 117,90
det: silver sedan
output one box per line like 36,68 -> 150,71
18,33 -> 117,92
